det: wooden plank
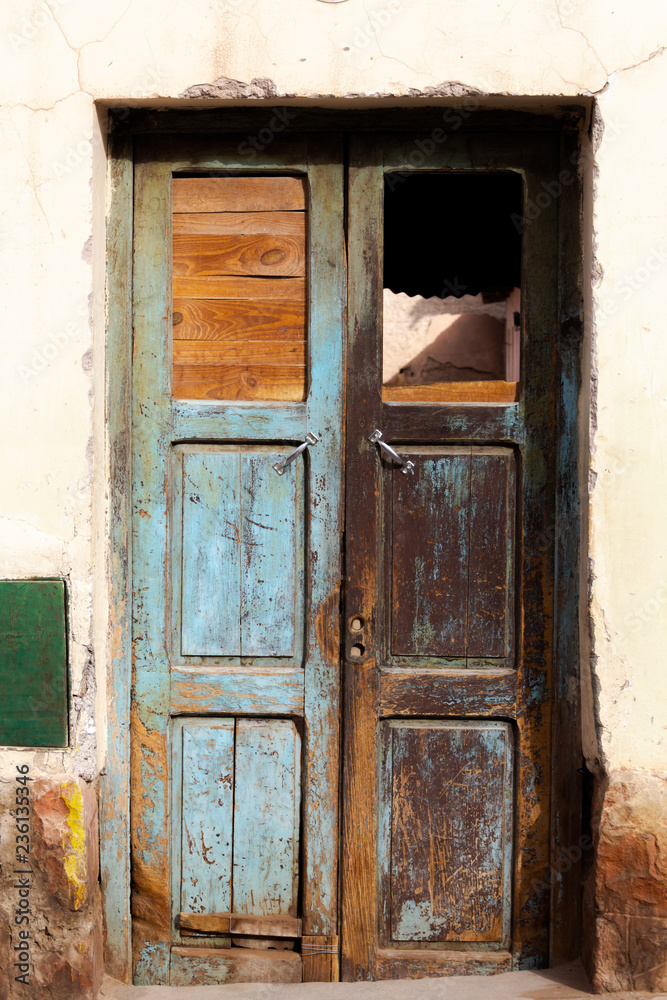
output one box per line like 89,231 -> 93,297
131,150 -> 172,984
388,721 -> 513,944
173,403 -> 307,443
174,234 -> 305,278
383,380 -> 520,403
467,449 -> 516,659
101,131 -> 133,982
172,176 -> 307,212
391,449 -> 471,657
171,669 -> 304,716
379,668 -> 517,718
180,723 -> 234,914
375,949 -> 512,977
383,403 -> 523,444
241,452 -> 298,657
173,211 -> 306,237
341,135 -> 383,981
173,364 -> 305,402
550,127 -> 584,965
179,913 -> 301,937
170,947 -> 301,985
173,340 -> 305,365
297,140 -> 346,951
233,720 -> 301,917
302,935 -> 339,983
173,275 -> 306,300
181,451 -> 241,656
172,298 -> 305,340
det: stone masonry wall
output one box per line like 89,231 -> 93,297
584,769 -> 667,993
0,777 -> 102,1000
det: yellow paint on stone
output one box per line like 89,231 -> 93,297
61,782 -> 88,911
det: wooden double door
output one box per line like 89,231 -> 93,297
130,127 -> 576,985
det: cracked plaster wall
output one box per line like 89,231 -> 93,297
0,0 -> 665,792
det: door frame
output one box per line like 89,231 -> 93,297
102,105 -> 586,982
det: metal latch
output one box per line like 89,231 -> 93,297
273,432 -> 319,475
368,429 -> 414,475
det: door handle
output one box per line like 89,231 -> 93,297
368,429 -> 415,475
272,432 -> 319,475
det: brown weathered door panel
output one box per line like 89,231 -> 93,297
341,131 -> 562,979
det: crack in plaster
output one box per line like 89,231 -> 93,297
554,0 -> 609,78
360,0 -> 425,80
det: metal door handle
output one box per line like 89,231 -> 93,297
368,429 -> 414,475
273,432 -> 319,475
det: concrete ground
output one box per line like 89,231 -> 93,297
100,961 -> 667,1000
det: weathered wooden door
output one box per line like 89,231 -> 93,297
130,124 -> 575,985
131,134 -> 345,985
341,132 -> 563,978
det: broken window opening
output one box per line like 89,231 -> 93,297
382,172 -> 522,402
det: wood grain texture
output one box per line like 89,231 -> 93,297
382,380 -> 520,403
172,176 -> 307,213
179,448 -> 301,657
468,449 -> 515,659
173,234 -> 305,278
130,150 -> 173,985
233,720 -> 301,917
374,949 -> 512,977
173,365 -> 305,401
299,138 -> 345,949
173,339 -> 305,365
170,669 -> 304,716
173,275 -> 305,300
173,210 -> 306,236
386,721 -> 513,944
181,451 -> 241,656
102,131 -> 133,982
302,935 -> 339,983
179,913 -> 301,937
391,450 -> 470,657
180,723 -> 234,914
241,452 -> 298,656
173,298 -> 305,341
379,668 -> 517,718
170,946 -> 302,985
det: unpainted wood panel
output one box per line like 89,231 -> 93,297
173,234 -> 305,278
181,723 -> 235,914
173,211 -> 306,237
173,275 -> 306,300
172,176 -> 307,213
181,452 -> 241,655
468,449 -> 515,658
173,298 -> 305,341
241,453 -> 297,657
233,719 -> 301,917
173,366 -> 305,402
173,340 -> 305,367
391,450 -> 471,657
382,380 -> 520,403
388,720 -> 513,943
170,946 -> 302,985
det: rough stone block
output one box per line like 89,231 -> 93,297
32,779 -> 99,912
585,769 -> 667,992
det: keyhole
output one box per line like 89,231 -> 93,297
350,643 -> 365,659
350,617 -> 364,631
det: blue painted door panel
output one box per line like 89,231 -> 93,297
180,448 -> 301,659
181,721 -> 235,914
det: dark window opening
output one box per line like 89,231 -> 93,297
383,173 -> 523,398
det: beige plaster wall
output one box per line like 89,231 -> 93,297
0,0 -> 665,785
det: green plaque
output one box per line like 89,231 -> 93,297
0,580 -> 68,747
